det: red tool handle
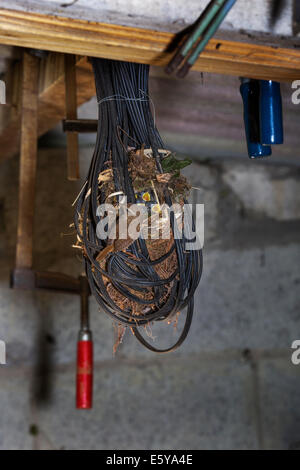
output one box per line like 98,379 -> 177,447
76,339 -> 93,409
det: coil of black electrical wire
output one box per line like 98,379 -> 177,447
74,58 -> 203,353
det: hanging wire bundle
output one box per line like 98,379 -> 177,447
74,58 -> 203,353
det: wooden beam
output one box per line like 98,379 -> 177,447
63,119 -> 98,133
0,8 -> 299,82
16,51 -> 39,269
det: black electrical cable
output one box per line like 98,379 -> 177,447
74,58 -> 203,353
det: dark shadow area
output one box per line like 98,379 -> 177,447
293,0 -> 300,35
269,0 -> 286,27
31,308 -> 55,406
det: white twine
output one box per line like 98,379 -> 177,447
98,90 -> 156,127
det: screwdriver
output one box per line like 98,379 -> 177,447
166,0 -> 237,78
166,0 -> 227,75
177,0 -> 237,78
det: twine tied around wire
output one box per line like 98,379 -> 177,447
97,90 -> 156,127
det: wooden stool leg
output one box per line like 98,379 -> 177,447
16,51 -> 39,270
64,54 -> 79,181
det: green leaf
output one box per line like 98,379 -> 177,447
161,154 -> 192,173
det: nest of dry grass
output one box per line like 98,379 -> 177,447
74,147 -> 190,316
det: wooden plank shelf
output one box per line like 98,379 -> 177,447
0,8 -> 299,82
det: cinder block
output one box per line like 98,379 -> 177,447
0,281 -> 116,367
0,369 -> 32,450
258,356 -> 300,450
0,288 -> 39,366
35,356 -> 258,450
222,164 -> 300,221
118,243 -> 300,357
34,290 -> 116,365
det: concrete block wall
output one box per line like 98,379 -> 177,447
0,136 -> 299,450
